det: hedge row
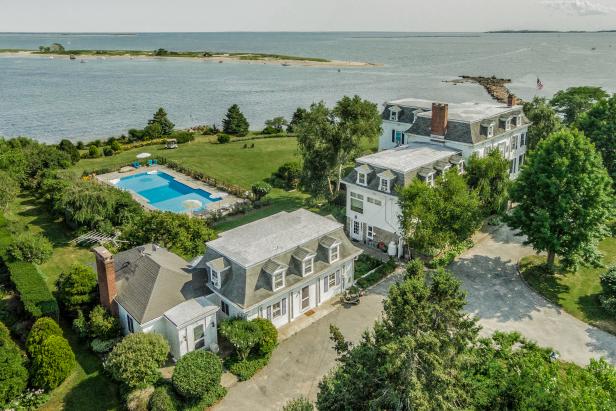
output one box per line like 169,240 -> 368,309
0,217 -> 59,320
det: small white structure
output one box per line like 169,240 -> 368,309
198,209 -> 362,329
93,244 -> 218,360
166,139 -> 178,149
136,152 -> 152,159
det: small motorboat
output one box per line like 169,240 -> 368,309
69,54 -> 76,60
281,63 -> 291,67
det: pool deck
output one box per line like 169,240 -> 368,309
95,165 -> 246,215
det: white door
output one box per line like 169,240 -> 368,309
351,220 -> 363,241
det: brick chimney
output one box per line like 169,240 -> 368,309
92,246 -> 118,316
507,94 -> 517,107
431,103 -> 448,137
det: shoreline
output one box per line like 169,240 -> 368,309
444,75 -> 523,105
0,50 -> 380,68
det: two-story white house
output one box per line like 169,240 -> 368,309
345,95 -> 530,257
379,95 -> 529,177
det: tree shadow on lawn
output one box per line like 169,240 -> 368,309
452,254 -> 569,323
577,293 -> 616,336
14,194 -> 74,246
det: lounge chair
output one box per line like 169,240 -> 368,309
147,159 -> 153,166
152,159 -> 158,166
132,161 -> 141,168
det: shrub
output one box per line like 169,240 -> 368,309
272,161 -> 301,190
283,396 -> 314,411
251,182 -> 272,201
405,259 -> 425,278
600,266 -> 616,314
56,263 -> 97,314
5,261 -> 59,319
149,385 -> 178,411
252,318 -> 278,356
0,322 -> 28,405
110,140 -> 122,152
219,318 -> 261,361
173,131 -> 195,144
104,333 -> 169,389
172,350 -> 223,399
7,232 -> 53,264
26,317 -> 63,358
217,134 -> 231,144
227,356 -> 269,381
72,309 -> 89,338
57,139 -> 81,164
30,334 -> 76,390
88,145 -> 101,158
103,146 -> 114,157
126,386 -> 154,411
186,384 -> 227,409
5,389 -> 49,411
90,338 -> 119,354
88,305 -> 120,340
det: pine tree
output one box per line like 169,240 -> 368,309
222,104 -> 249,136
148,107 -> 174,136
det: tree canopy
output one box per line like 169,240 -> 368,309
0,170 -> 19,212
576,93 -> 616,184
148,107 -> 175,136
523,97 -> 562,150
222,104 -> 249,136
296,96 -> 381,199
550,86 -> 608,125
399,170 -> 482,254
508,128 -> 614,269
465,150 -> 511,216
56,264 -> 98,314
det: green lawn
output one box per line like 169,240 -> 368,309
72,135 -> 299,189
3,194 -> 120,411
520,237 -> 616,335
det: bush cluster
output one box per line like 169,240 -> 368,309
7,232 -> 53,264
6,261 -> 59,320
56,263 -> 97,314
149,385 -> 178,411
105,333 -> 169,389
271,161 -> 301,190
0,322 -> 28,406
172,350 -> 223,399
217,134 -> 231,144
600,266 -> 616,315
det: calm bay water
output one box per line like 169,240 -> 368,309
1,32 -> 615,143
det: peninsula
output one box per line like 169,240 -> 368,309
0,45 -> 379,67
445,75 -> 523,105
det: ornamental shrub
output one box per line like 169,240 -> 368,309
56,263 -> 97,314
273,161 -> 301,190
173,131 -> 195,144
251,182 -> 272,201
283,396 -> 314,411
103,147 -> 114,157
600,266 -> 616,315
405,259 -> 425,278
110,140 -> 122,152
104,333 -> 169,389
72,309 -> 89,338
219,318 -> 261,361
30,335 -> 76,390
0,322 -> 28,405
88,305 -> 120,340
90,338 -> 119,354
252,318 -> 278,356
126,386 -> 154,411
172,350 -> 223,399
88,145 -> 101,158
7,232 -> 53,264
149,385 -> 178,411
227,356 -> 269,381
217,134 -> 231,144
26,317 -> 63,358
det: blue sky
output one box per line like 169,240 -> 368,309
1,0 -> 615,32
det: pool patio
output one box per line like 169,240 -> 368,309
95,165 -> 246,216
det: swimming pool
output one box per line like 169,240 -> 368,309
114,171 -> 221,213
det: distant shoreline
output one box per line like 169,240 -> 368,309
487,30 -> 616,34
0,48 -> 380,68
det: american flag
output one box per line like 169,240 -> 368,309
537,77 -> 544,90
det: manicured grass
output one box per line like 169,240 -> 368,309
520,237 -> 616,335
72,135 -> 299,189
4,194 -> 92,289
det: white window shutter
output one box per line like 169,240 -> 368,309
335,270 -> 341,286
324,276 -> 329,292
266,305 -> 272,320
281,298 -> 287,316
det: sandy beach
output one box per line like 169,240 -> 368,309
0,50 -> 381,68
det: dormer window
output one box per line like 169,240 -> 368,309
355,164 -> 372,186
505,118 -> 512,131
272,269 -> 285,291
389,106 -> 401,122
206,257 -> 230,290
303,258 -> 313,276
516,115 -> 522,127
379,178 -> 389,192
426,173 -> 435,187
418,167 -> 436,187
487,124 -> 494,138
210,269 -> 221,289
377,169 -> 395,193
329,244 -> 340,263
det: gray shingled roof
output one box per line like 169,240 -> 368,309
263,259 -> 288,274
163,296 -> 218,328
319,235 -> 340,248
114,244 -> 207,324
206,209 -> 343,267
292,247 -> 316,261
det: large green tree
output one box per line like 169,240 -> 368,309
222,104 -> 249,136
120,210 -> 216,258
148,107 -> 174,136
56,264 -> 98,314
465,150 -> 511,216
399,170 -> 482,254
296,96 -> 381,199
317,268 -> 479,410
576,93 -> 616,184
523,97 -> 562,150
550,86 -> 608,125
0,170 -> 19,212
508,128 -> 614,269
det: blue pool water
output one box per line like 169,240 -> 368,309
114,171 -> 221,213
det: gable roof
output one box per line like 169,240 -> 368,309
114,244 -> 207,324
206,209 -> 343,267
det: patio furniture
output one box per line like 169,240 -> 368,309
152,159 -> 158,165
132,161 -> 141,168
340,286 -> 364,305
147,159 -> 153,166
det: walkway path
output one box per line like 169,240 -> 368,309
452,225 -> 616,365
215,225 -> 616,410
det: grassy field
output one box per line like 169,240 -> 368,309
520,237 -> 616,334
72,135 -> 299,189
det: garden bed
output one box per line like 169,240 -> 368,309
354,255 -> 397,289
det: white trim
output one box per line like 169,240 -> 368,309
329,244 -> 340,263
272,269 -> 286,291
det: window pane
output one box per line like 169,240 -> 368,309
193,324 -> 204,340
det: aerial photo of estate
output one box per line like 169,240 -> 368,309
1,1 -> 616,410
